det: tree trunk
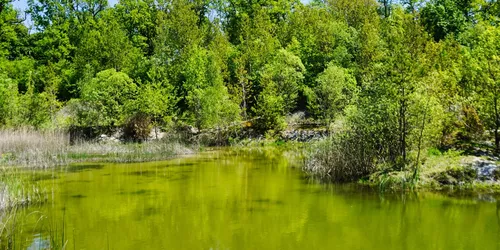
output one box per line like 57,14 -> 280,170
494,96 -> 499,152
384,0 -> 389,18
399,85 -> 407,170
415,96 -> 430,180
241,80 -> 247,120
490,64 -> 499,153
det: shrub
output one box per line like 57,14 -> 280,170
305,63 -> 358,123
431,166 -> 477,185
458,105 -> 484,141
304,132 -> 376,182
123,113 -> 152,142
77,69 -> 137,127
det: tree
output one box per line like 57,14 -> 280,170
76,69 -> 137,127
420,0 -> 473,41
114,0 -> 159,56
127,60 -> 177,131
351,8 -> 443,170
74,10 -> 140,75
467,23 -> 500,151
182,46 -> 240,129
305,63 -> 358,123
153,0 -> 205,89
227,6 -> 280,115
253,49 -> 305,133
0,0 -> 29,60
0,74 -> 19,126
260,49 -> 305,112
283,4 -> 356,87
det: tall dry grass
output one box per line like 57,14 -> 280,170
0,129 -> 193,168
67,140 -> 193,163
0,129 -> 70,168
0,128 -> 193,212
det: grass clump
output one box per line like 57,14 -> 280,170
0,129 -> 70,168
304,134 -> 500,192
0,169 -> 47,211
0,129 -> 194,168
68,140 -> 193,163
303,133 -> 376,182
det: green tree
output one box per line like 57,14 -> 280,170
305,63 -> 358,123
0,0 -> 29,60
467,23 -> 500,151
420,0 -> 474,41
253,49 -> 305,133
114,0 -> 159,56
127,61 -> 177,128
76,69 -> 137,127
228,7 -> 280,115
0,74 -> 19,126
352,8 -> 443,170
74,10 -> 140,75
183,46 -> 240,129
15,71 -> 61,128
283,4 -> 355,86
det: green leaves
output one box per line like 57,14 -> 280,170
260,49 -> 305,112
1,0 -> 499,155
77,69 -> 137,127
306,63 -> 357,123
420,0 -> 472,41
0,74 -> 19,126
252,49 -> 304,133
183,46 -> 240,129
462,22 -> 500,149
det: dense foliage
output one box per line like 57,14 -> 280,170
1,0 -> 500,171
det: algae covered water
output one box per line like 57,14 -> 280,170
5,149 -> 500,249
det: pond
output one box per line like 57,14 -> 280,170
3,149 -> 500,249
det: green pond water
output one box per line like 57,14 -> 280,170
3,149 -> 500,249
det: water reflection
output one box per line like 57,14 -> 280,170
3,149 -> 500,250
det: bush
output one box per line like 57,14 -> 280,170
77,69 -> 137,127
431,166 -> 477,185
458,105 -> 484,141
123,113 -> 152,142
305,63 -> 358,123
304,132 -> 376,182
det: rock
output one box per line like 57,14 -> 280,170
281,129 -> 328,142
148,127 -> 167,140
188,126 -> 199,134
470,157 -> 499,181
98,133 -> 122,143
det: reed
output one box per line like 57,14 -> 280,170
303,133 -> 376,182
0,129 -> 70,168
0,128 -> 193,168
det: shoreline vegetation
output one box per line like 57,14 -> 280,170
0,129 -> 194,212
1,126 -> 500,247
304,134 -> 500,193
2,0 -> 500,246
0,129 -> 194,168
2,0 -> 500,232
